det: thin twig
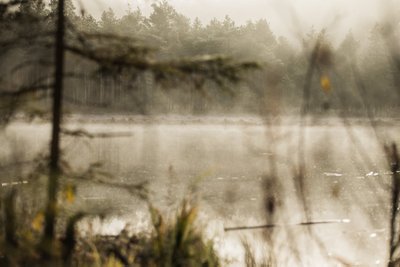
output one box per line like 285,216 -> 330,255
225,219 -> 350,232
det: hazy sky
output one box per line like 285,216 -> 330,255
75,0 -> 399,43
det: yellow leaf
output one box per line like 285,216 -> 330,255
320,75 -> 331,93
32,212 -> 44,231
64,184 -> 76,204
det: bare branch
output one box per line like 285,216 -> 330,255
224,219 -> 350,232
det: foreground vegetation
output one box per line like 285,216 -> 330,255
0,194 -> 220,267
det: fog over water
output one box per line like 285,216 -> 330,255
2,117 -> 400,265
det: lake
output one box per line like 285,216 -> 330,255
1,115 -> 399,266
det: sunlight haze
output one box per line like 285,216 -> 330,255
2,0 -> 400,265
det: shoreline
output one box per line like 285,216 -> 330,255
9,113 -> 400,127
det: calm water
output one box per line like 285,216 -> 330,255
1,115 -> 399,266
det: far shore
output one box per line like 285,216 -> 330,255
9,113 -> 400,127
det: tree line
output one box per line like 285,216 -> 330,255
1,0 -> 399,117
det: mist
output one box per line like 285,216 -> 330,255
1,0 -> 400,266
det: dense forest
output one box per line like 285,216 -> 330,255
1,0 -> 399,118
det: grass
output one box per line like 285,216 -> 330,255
0,191 -> 220,267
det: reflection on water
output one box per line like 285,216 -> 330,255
1,116 -> 399,265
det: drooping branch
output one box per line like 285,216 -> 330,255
65,41 -> 259,87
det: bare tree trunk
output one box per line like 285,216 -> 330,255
43,0 -> 65,245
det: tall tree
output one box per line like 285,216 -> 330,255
100,8 -> 118,33
119,7 -> 145,36
42,0 -> 65,248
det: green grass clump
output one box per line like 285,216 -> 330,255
138,201 -> 219,267
0,192 -> 220,267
